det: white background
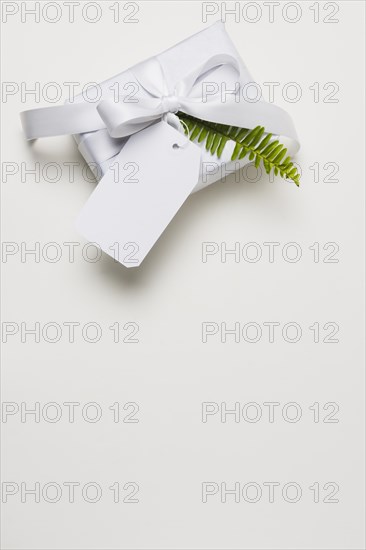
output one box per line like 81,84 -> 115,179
1,1 -> 365,549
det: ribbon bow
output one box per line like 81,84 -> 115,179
94,53 -> 243,139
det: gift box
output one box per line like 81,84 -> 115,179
21,21 -> 300,267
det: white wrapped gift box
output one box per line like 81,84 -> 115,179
21,22 -> 299,267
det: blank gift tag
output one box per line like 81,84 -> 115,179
76,121 -> 201,267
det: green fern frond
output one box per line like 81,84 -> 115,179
177,112 -> 300,186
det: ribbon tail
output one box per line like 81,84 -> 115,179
20,103 -> 106,140
180,96 -> 300,155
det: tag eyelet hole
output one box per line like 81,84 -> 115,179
172,143 -> 180,150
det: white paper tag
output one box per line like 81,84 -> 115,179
75,121 -> 201,267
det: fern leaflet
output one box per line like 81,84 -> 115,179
177,112 -> 300,186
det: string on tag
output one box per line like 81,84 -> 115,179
163,113 -> 191,149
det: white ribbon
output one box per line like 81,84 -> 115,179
20,50 -> 299,156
